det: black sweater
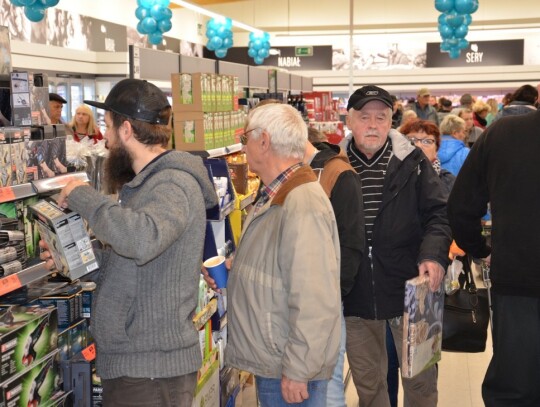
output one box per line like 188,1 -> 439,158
448,110 -> 540,298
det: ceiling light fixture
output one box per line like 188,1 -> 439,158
170,0 -> 263,34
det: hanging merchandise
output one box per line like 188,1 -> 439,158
9,0 -> 60,23
247,31 -> 271,65
435,0 -> 479,59
135,0 -> 173,45
205,17 -> 234,59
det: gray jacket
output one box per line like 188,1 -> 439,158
68,151 -> 218,379
225,166 -> 341,382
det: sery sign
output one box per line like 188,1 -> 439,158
426,39 -> 524,68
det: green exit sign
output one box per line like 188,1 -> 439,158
295,47 -> 313,57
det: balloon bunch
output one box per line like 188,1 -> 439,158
205,17 -> 233,59
135,0 -> 173,46
9,0 -> 60,23
435,0 -> 479,59
248,31 -> 271,65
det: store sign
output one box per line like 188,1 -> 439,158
426,39 -> 524,67
203,46 -> 332,70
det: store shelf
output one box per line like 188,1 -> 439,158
0,262 -> 51,297
0,172 -> 90,204
206,143 -> 242,158
193,298 -> 218,331
239,193 -> 254,210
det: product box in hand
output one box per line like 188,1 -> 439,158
402,275 -> 444,378
29,200 -> 98,281
0,305 -> 58,383
0,349 -> 61,407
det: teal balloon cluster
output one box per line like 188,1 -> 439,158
248,32 -> 271,65
135,0 -> 173,45
435,0 -> 479,59
9,0 -> 60,23
205,17 -> 233,58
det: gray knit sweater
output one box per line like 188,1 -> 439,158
68,151 -> 218,379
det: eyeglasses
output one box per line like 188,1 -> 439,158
240,128 -> 260,145
408,137 -> 436,146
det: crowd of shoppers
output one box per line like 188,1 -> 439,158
39,79 -> 539,407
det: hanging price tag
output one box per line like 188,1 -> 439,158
82,343 -> 96,362
0,187 -> 16,203
0,274 -> 22,296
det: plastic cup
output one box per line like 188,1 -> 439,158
203,255 -> 228,288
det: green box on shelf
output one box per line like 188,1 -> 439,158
0,306 -> 58,383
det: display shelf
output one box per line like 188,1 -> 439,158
207,143 -> 242,158
239,193 -> 254,210
214,200 -> 235,222
0,262 -> 51,297
0,172 -> 90,204
193,298 -> 218,331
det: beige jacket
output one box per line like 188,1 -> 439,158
225,166 -> 341,381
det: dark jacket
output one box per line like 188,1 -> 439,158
439,168 -> 455,198
311,142 -> 365,297
448,110 -> 540,298
493,101 -> 537,122
342,131 -> 452,320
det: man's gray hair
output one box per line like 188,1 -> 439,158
246,103 -> 307,160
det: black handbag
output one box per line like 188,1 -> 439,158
442,255 -> 490,352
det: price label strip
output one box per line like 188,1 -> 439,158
0,187 -> 16,203
0,273 -> 22,296
82,343 -> 96,362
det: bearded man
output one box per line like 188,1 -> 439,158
40,79 -> 218,406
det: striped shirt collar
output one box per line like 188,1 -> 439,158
254,162 -> 304,212
348,138 -> 391,166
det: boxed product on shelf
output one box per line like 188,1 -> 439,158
4,127 -> 28,186
38,284 -> 83,329
171,73 -> 213,113
58,319 -> 88,362
29,200 -> 99,281
172,111 -> 207,152
0,130 -> 12,188
0,305 -> 58,383
192,352 -> 219,407
203,113 -> 214,151
10,71 -> 32,128
0,349 -> 61,407
25,124 -> 68,179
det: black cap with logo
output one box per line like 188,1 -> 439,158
346,85 -> 394,111
84,79 -> 170,125
49,93 -> 67,104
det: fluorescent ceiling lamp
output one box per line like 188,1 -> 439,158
171,0 -> 263,34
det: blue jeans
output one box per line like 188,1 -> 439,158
326,308 -> 347,406
256,376 -> 328,407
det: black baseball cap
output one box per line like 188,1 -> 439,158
84,79 -> 170,125
347,85 -> 393,111
49,93 -> 67,104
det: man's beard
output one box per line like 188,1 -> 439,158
104,141 -> 135,194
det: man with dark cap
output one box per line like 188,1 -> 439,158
40,79 -> 218,406
48,92 -> 67,124
341,85 -> 451,407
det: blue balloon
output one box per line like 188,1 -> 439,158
163,8 -> 172,20
434,0 -> 455,13
137,21 -> 148,34
141,17 -> 158,33
438,24 -> 454,39
449,48 -> 461,59
138,0 -> 155,8
248,48 -> 257,58
38,0 -> 59,6
216,26 -> 229,39
148,31 -> 163,45
207,18 -> 220,31
470,0 -> 479,13
455,0 -> 474,14
156,0 -> 170,6
447,38 -> 459,47
446,12 -> 464,28
206,29 -> 216,39
222,37 -> 233,49
206,41 -> 216,51
263,41 -> 270,50
215,48 -> 228,58
20,0 -> 37,5
158,19 -> 172,33
24,5 -> 45,22
258,48 -> 269,58
458,38 -> 469,49
135,6 -> 150,20
454,24 -> 468,38
252,39 -> 263,50
224,18 -> 232,30
263,32 -> 270,41
254,56 -> 265,65
464,14 -> 472,25
440,41 -> 451,52
151,5 -> 168,21
438,13 -> 447,25
209,36 -> 223,49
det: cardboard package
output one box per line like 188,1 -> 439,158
173,112 -> 206,152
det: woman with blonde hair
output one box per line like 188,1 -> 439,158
68,105 -> 103,144
438,114 -> 469,176
485,98 -> 499,126
472,100 -> 491,129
